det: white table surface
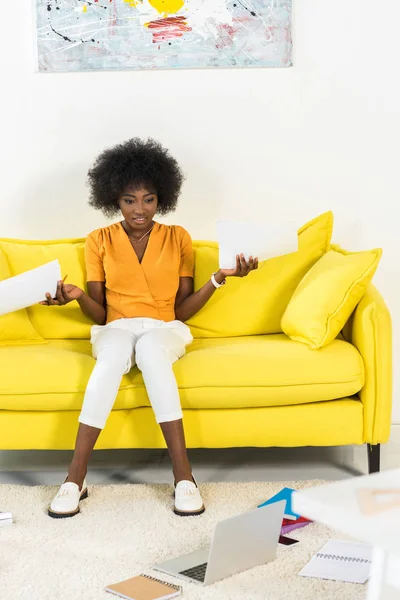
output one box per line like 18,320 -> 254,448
292,468 -> 400,556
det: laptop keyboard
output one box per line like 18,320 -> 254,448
179,562 -> 208,582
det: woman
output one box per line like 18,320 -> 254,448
43,138 -> 258,519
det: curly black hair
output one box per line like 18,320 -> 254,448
87,138 -> 184,218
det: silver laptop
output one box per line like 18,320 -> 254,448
153,500 -> 285,586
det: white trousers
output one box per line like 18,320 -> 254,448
78,317 -> 193,430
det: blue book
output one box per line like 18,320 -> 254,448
257,487 -> 300,520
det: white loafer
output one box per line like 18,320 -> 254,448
48,478 -> 88,519
174,477 -> 205,516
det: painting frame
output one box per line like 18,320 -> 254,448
35,0 -> 293,73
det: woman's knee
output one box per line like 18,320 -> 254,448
92,328 -> 135,373
135,333 -> 161,369
92,328 -> 134,358
135,329 -> 184,370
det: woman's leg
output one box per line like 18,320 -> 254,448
134,325 -> 192,484
135,325 -> 204,515
67,327 -> 136,489
159,419 -> 192,484
66,424 -> 101,489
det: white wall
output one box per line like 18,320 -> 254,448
1,1 -> 399,422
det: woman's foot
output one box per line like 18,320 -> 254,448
174,476 -> 205,516
48,476 -> 88,519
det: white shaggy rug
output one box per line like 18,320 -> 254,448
0,481 -> 368,600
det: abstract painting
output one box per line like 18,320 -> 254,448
36,1 -> 292,72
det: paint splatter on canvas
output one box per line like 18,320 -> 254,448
36,0 -> 292,72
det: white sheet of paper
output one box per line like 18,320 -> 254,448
0,260 -> 61,316
217,220 -> 298,270
0,512 -> 12,521
299,539 -> 372,584
0,513 -> 13,527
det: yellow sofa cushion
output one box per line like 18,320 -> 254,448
187,212 -> 333,337
281,245 -> 382,349
0,237 -> 92,339
0,340 -> 143,410
0,334 -> 363,411
0,249 -> 46,346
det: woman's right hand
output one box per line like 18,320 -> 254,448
40,281 -> 83,306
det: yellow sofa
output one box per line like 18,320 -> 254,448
0,217 -> 392,474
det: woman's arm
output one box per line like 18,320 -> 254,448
77,282 -> 106,325
41,280 -> 107,326
174,274 -> 222,322
175,254 -> 258,322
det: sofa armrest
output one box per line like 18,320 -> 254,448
343,284 -> 392,444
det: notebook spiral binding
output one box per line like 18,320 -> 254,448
317,553 -> 371,564
142,574 -> 182,592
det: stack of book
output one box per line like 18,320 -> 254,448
281,515 -> 311,535
258,487 -> 312,534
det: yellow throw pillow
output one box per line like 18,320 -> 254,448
187,211 -> 333,337
0,249 -> 46,346
281,245 -> 382,349
0,237 -> 92,339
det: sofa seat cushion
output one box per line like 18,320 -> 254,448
175,334 -> 364,408
0,340 -> 149,411
0,335 -> 364,411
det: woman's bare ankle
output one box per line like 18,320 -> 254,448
66,467 -> 87,490
174,470 -> 194,484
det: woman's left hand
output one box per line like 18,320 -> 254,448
218,254 -> 259,280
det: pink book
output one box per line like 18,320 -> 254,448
281,520 -> 311,535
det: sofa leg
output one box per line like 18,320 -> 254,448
367,444 -> 380,474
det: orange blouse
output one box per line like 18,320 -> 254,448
85,222 -> 194,324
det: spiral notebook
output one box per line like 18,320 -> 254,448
299,540 -> 372,584
105,574 -> 182,600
